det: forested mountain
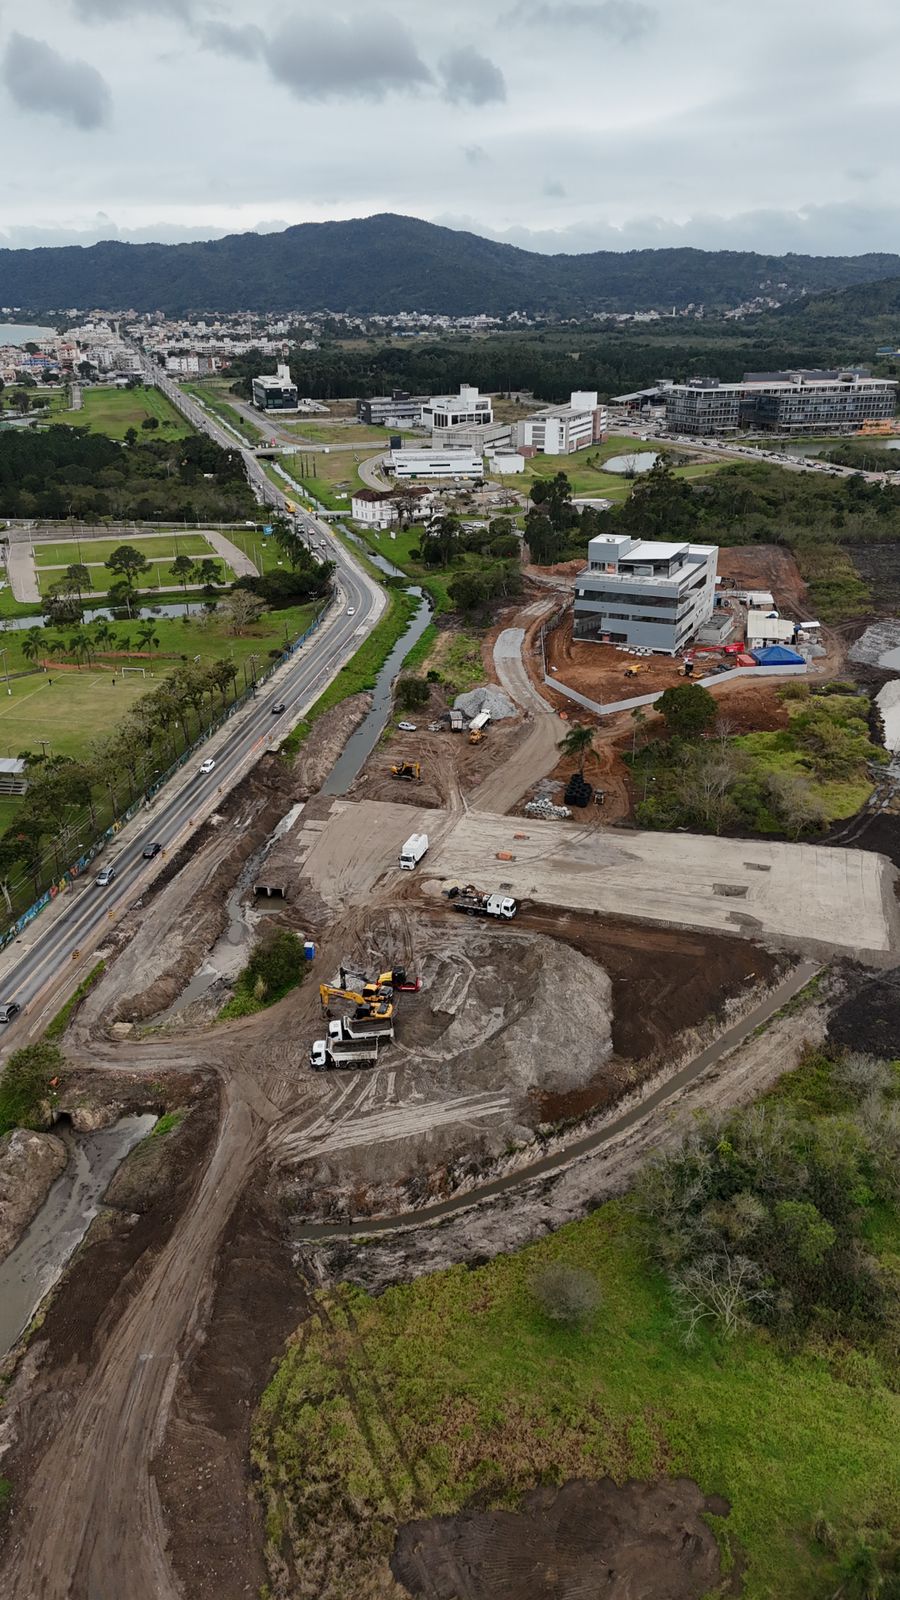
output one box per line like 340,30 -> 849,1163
3,214 -> 900,316
770,274 -> 900,342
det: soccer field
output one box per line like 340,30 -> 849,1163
0,670 -> 155,761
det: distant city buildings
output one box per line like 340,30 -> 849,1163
573,532 -> 718,654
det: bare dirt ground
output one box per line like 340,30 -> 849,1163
391,1477 -> 736,1600
715,543 -> 810,610
0,591 -> 888,1600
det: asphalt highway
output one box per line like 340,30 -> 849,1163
0,372 -> 385,1034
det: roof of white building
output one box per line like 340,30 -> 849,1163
746,610 -> 795,642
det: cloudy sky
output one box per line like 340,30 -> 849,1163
1,0 -> 899,256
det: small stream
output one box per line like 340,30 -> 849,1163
0,1113 -> 156,1356
323,587 -> 432,795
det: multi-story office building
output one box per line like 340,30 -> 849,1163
573,532 -> 718,654
517,391 -> 608,454
251,363 -> 299,411
357,390 -> 429,426
665,370 -> 896,435
420,385 -> 493,431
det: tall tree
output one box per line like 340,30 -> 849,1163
558,723 -> 595,775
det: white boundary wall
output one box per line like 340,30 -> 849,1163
544,663 -> 807,718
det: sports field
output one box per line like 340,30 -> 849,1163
0,670 -> 155,761
32,535 -> 216,567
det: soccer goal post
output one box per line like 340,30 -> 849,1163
120,666 -> 147,678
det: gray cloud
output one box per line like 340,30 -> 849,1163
195,20 -> 265,59
543,178 -> 567,197
2,32 -> 111,130
464,144 -> 490,165
263,13 -> 433,102
509,0 -> 657,42
439,46 -> 506,105
73,0 -> 192,17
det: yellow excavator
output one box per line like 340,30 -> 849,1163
319,983 -> 395,1020
390,761 -> 421,781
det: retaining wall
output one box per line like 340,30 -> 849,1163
544,662 -> 807,718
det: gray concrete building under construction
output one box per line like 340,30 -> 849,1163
573,532 -> 718,654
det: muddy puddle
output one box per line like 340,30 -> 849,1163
0,1113 -> 156,1355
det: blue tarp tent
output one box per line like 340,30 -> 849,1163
750,645 -> 804,666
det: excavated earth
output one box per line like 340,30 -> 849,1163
391,1477 -> 737,1600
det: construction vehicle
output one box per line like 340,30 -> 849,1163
340,965 -> 422,995
390,761 -> 421,782
624,664 -> 648,678
318,984 -> 395,1031
469,727 -> 485,745
445,884 -> 517,920
327,1014 -> 395,1044
399,833 -> 428,870
310,1034 -> 382,1071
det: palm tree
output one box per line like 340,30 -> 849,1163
557,723 -> 595,776
117,632 -> 133,658
135,622 -> 160,653
92,620 -> 115,654
21,627 -> 46,667
67,630 -> 91,671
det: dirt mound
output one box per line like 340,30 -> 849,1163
454,684 -> 518,721
0,1130 -> 67,1264
391,1477 -> 736,1600
401,927 -> 612,1097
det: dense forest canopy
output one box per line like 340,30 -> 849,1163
5,214 -> 900,316
0,426 -> 256,522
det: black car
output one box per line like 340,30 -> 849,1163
142,842 -> 162,859
271,702 -> 286,715
0,1000 -> 21,1024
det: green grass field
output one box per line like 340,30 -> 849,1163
52,386 -> 191,440
37,569 -> 237,604
489,436 -> 727,501
734,725 -> 874,822
0,670 -> 157,761
255,1185 -> 900,1600
0,602 -> 317,768
32,535 -> 216,568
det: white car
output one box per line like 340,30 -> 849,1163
347,606 -> 356,616
199,758 -> 216,775
397,721 -> 417,732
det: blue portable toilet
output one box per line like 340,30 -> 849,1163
303,940 -> 316,962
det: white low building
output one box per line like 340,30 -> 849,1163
389,448 -> 484,482
746,610 -> 796,647
517,391 -> 609,455
486,450 -> 526,474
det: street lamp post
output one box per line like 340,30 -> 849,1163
0,647 -> 11,696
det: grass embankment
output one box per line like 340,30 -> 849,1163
488,435 -> 727,502
0,1042 -> 64,1135
45,962 -> 106,1039
794,542 -> 873,621
182,382 -> 263,444
52,386 -> 191,440
277,451 -> 368,511
253,1049 -> 900,1600
280,586 -> 420,758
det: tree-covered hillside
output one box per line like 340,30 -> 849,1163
4,214 -> 900,316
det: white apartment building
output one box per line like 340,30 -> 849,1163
517,391 -> 608,455
389,447 -> 483,482
420,385 -> 493,431
573,532 -> 718,654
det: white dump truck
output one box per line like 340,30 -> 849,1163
328,1014 -> 395,1043
447,884 -> 518,920
468,709 -> 492,733
309,1032 -> 382,1071
399,832 -> 429,871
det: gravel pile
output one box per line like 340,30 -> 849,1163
454,685 -> 518,721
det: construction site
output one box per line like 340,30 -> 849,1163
0,530 -> 897,1600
